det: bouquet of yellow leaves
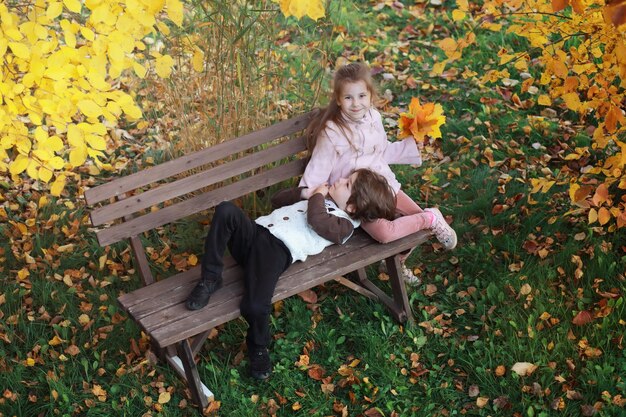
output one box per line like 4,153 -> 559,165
398,98 -> 446,143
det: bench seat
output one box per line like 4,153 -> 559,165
119,229 -> 428,350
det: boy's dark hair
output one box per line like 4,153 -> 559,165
347,169 -> 396,222
305,62 -> 378,152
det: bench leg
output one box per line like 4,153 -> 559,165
175,340 -> 211,412
345,265 -> 413,323
385,255 -> 414,324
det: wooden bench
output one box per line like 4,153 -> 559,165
84,112 -> 430,412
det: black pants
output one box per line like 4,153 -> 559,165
201,201 -> 292,350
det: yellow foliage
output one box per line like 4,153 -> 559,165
271,0 -> 325,21
0,0 -> 183,195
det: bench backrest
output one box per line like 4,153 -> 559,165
85,112 -> 315,284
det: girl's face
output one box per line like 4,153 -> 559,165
337,80 -> 371,121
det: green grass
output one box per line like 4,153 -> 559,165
2,1 -> 625,416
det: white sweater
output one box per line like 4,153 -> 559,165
255,199 -> 360,263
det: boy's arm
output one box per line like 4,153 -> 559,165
271,186 -> 307,209
307,193 -> 355,244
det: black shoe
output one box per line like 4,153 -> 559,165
185,276 -> 223,310
249,347 -> 272,380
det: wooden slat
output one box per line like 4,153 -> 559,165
84,112 -> 314,205
96,159 -> 307,246
90,137 -> 306,226
118,230 -> 430,348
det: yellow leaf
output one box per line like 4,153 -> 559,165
166,0 -> 184,26
26,159 -> 40,180
49,335 -> 65,346
155,54 -> 174,78
78,314 -> 90,325
158,392 -> 171,404
561,92 -> 580,112
452,9 -> 466,21
39,167 -> 53,183
69,146 -> 88,166
85,134 -> 107,151
569,182 -> 580,202
192,48 -> 204,73
305,0 -> 325,20
9,155 -> 29,176
18,267 -> 30,280
538,95 -> 551,106
78,100 -> 103,118
430,61 -> 447,76
47,1 -> 64,19
25,358 -> 36,366
588,207 -> 598,224
188,254 -> 198,266
50,174 -> 67,197
133,62 -> 147,79
48,156 -> 65,169
63,0 -> 82,13
8,42 -> 30,59
80,27 -> 95,41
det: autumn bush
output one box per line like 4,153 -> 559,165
439,0 -> 626,231
0,0 -> 328,196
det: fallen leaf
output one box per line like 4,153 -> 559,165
158,392 -> 171,404
476,397 -> 489,408
572,310 -> 593,326
511,362 -> 537,376
298,289 -> 317,304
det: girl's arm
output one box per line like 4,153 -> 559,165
383,138 -> 423,166
307,193 -> 354,244
298,133 -> 338,197
371,109 -> 422,166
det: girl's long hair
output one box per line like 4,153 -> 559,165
348,169 -> 396,222
305,62 -> 378,152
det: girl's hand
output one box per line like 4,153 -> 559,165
312,183 -> 329,197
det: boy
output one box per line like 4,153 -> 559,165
185,168 -> 396,380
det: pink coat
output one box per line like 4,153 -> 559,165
299,109 -> 422,193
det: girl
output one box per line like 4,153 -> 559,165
299,62 -> 456,283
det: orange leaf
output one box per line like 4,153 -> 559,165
604,0 -> 626,26
572,310 -> 593,326
307,365 -> 325,381
592,183 -> 610,206
598,207 -> 611,225
398,97 -> 446,142
571,0 -> 585,14
551,0 -> 570,12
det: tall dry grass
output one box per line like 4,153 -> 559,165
141,0 -> 330,157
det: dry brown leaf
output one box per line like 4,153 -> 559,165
297,289 -> 317,304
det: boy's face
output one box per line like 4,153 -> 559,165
329,172 -> 359,211
337,80 -> 371,121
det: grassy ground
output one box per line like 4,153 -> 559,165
1,1 -> 625,416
